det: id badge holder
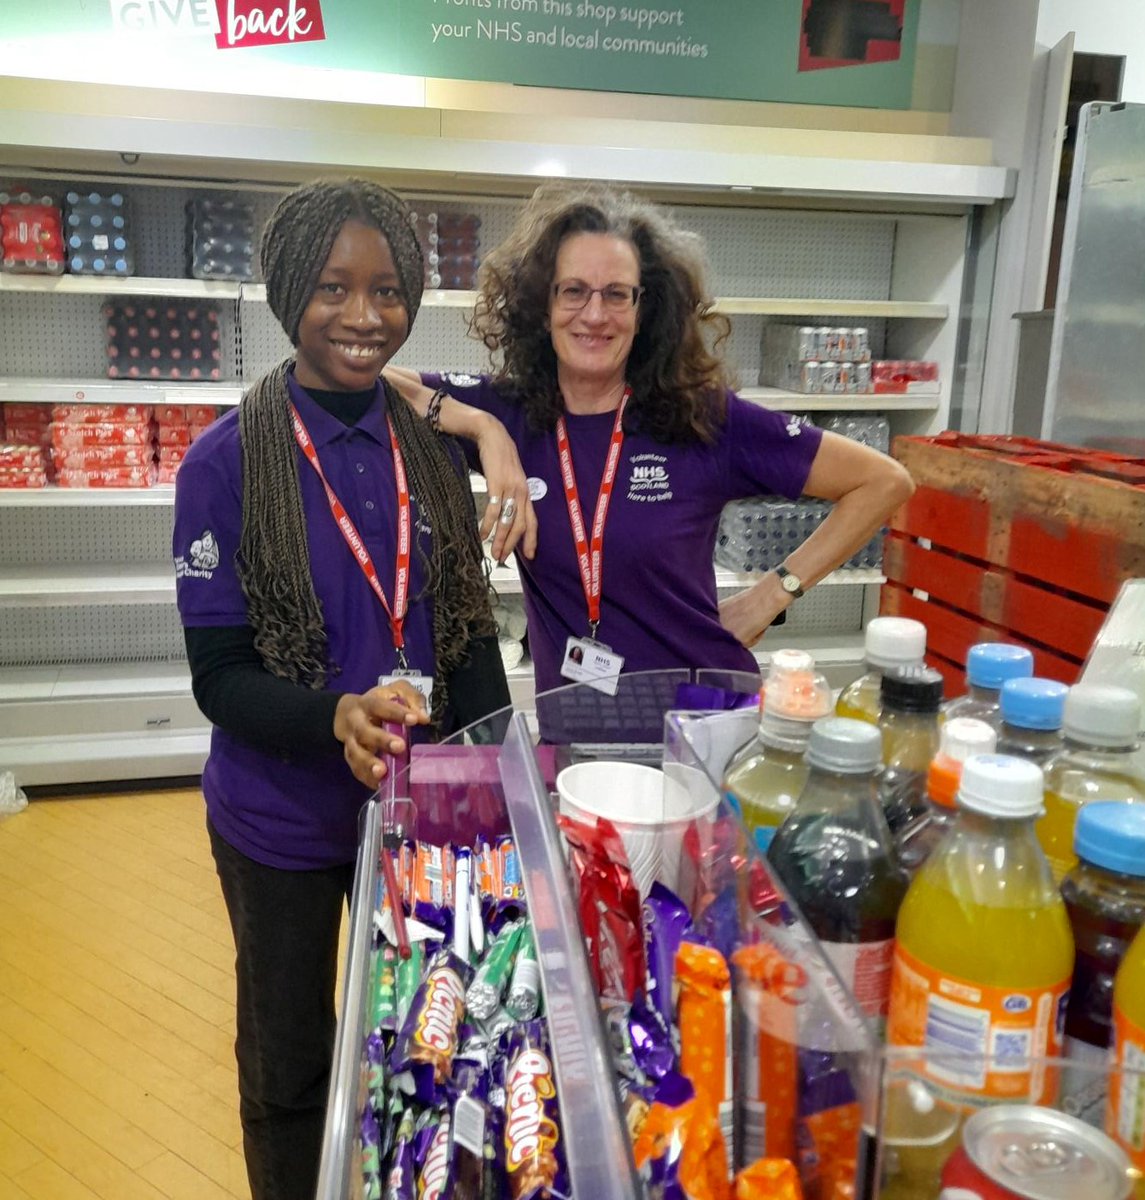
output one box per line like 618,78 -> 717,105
378,669 -> 434,703
560,635 -> 624,697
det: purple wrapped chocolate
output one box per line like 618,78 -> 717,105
383,1108 -> 417,1200
641,882 -> 693,1027
415,1109 -> 453,1200
393,948 -> 473,1098
498,1020 -> 569,1200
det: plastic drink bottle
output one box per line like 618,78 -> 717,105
888,754 -> 1074,1107
1039,684 -> 1144,884
1060,802 -> 1145,1125
996,677 -> 1069,767
896,716 -> 996,873
722,649 -> 832,854
1108,921 -> 1145,1197
877,666 -> 945,838
836,616 -> 927,725
943,643 -> 1034,729
767,716 -> 909,1032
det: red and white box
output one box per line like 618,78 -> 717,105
51,444 -> 156,470
56,465 -> 156,488
872,360 -> 940,395
51,421 -> 155,449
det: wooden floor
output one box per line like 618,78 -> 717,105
0,787 -> 255,1200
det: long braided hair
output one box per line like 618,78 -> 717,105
236,178 -> 496,723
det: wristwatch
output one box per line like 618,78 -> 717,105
775,563 -> 805,598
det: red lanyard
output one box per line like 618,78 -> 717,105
291,403 -> 413,665
555,389 -> 629,638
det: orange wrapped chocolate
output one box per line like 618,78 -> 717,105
732,941 -> 805,1163
676,940 -> 732,1141
632,1091 -> 731,1200
734,1157 -> 803,1199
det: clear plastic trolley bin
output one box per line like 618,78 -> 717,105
873,1047 -> 1145,1200
539,681 -> 879,1200
316,701 -> 640,1200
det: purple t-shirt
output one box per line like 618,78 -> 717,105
173,373 -> 437,869
424,373 -> 823,695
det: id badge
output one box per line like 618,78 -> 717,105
560,636 -> 624,697
379,670 -> 434,702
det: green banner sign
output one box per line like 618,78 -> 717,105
6,0 -> 919,109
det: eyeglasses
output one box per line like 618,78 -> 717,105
552,279 -> 644,311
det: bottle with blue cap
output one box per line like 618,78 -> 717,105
1039,683 -> 1144,883
1060,801 -> 1145,1125
996,676 -> 1069,766
943,642 -> 1034,728
767,716 -> 909,1032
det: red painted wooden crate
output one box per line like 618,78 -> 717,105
880,433 -> 1145,694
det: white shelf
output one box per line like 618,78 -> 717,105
0,660 -> 192,702
0,274 -> 242,299
739,387 -> 941,412
0,564 -> 174,606
239,285 -> 944,319
0,377 -> 244,406
0,485 -> 176,507
713,298 -> 947,319
0,730 -> 210,787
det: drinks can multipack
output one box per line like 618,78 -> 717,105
938,1104 -> 1133,1200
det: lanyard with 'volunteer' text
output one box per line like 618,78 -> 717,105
291,403 -> 413,666
555,388 -> 630,639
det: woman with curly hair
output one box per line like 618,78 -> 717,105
388,182 -> 914,694
173,178 -> 520,1200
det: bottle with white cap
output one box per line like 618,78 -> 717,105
767,716 -> 909,1032
888,754 -> 1074,1106
943,642 -> 1034,729
1038,684 -> 1145,884
722,648 -> 833,853
896,716 -> 996,873
836,616 -> 927,726
996,676 -> 1069,767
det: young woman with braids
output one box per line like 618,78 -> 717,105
172,178 -> 529,1200
385,182 -> 914,695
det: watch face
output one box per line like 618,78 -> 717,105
782,575 -> 801,593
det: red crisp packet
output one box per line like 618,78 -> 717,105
557,815 -> 644,1002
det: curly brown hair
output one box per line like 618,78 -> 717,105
471,183 -> 732,443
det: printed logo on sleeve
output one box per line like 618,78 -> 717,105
786,416 -> 804,437
175,529 -> 220,580
443,373 -> 481,388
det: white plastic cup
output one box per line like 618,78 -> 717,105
556,760 -> 720,899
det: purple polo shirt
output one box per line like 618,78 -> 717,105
423,373 -> 823,695
173,374 -> 436,869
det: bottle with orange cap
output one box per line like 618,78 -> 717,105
722,648 -> 833,854
896,716 -> 997,872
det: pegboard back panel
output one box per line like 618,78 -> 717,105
764,578 -> 867,635
0,506 -> 172,567
0,605 -> 186,668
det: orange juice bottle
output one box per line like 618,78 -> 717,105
1108,923 -> 1145,1198
1039,684 -> 1144,884
888,754 -> 1074,1108
835,616 -> 927,725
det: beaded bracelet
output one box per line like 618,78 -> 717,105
425,387 -> 447,434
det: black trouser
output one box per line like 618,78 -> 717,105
208,818 -> 355,1200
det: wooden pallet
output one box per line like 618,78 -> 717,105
881,433 -> 1145,692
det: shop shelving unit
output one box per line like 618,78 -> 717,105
0,174 -> 979,784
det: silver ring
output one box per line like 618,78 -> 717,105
499,497 -> 517,524
486,494 -> 501,506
